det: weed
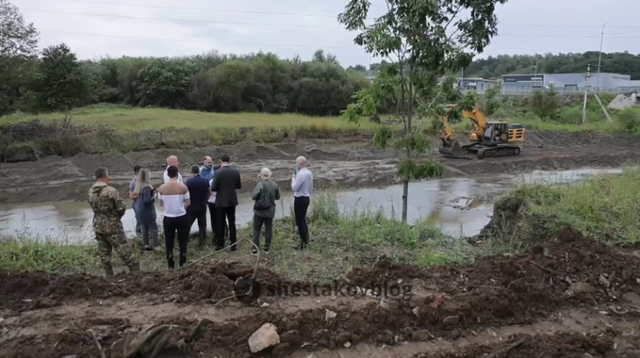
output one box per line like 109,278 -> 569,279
0,192 -> 474,281
482,167 -> 640,256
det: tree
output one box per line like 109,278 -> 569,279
529,85 -> 559,121
338,0 -> 506,223
38,43 -> 89,111
0,0 -> 39,114
133,59 -> 193,108
481,84 -> 501,116
0,0 -> 38,58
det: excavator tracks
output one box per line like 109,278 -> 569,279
476,145 -> 521,159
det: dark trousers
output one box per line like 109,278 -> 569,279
215,206 -> 236,249
208,202 -> 228,245
253,214 -> 273,251
163,214 -> 189,269
294,196 -> 310,246
187,204 -> 207,245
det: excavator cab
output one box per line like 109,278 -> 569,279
482,122 -> 510,144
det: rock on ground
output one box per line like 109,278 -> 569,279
248,323 -> 280,353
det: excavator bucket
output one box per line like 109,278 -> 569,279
439,140 -> 471,159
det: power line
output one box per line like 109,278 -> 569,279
20,0 -> 340,18
17,0 -> 640,29
38,29 -> 366,49
23,8 -> 640,36
38,29 -> 640,49
20,8 -> 343,29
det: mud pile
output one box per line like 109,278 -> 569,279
411,332 -> 619,358
1,228 -> 639,358
0,261 -> 299,311
349,226 -> 640,305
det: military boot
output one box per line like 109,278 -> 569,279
128,263 -> 140,273
104,266 -> 115,277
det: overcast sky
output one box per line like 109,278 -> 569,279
11,0 -> 640,67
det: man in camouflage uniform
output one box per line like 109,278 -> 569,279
88,167 -> 140,277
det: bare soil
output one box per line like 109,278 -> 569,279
1,130 -> 639,204
1,226 -> 639,358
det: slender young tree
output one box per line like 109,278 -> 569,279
338,0 -> 507,223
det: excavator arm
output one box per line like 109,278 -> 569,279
440,107 -> 486,145
439,107 -> 488,158
461,108 -> 486,142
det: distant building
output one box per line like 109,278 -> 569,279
457,77 -> 499,93
502,72 -> 640,93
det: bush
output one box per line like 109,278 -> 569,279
616,107 -> 640,134
529,87 -> 560,121
557,106 -> 600,125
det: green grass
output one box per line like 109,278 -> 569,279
0,104 -> 381,161
446,117 -> 617,134
5,169 -> 639,279
482,167 -> 640,255
2,102 -> 632,162
2,103 -> 381,131
0,192 -> 475,281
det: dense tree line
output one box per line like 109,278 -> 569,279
1,45 -> 371,116
3,0 -> 640,118
0,1 -> 370,116
355,52 -> 640,80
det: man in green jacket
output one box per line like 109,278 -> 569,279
251,167 -> 280,254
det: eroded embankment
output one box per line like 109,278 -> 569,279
1,224 -> 639,358
2,130 -> 640,204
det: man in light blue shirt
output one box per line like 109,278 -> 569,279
291,156 -> 313,250
200,156 -> 215,182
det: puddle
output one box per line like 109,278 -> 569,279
0,167 -> 622,243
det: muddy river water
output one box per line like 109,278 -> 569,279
0,168 -> 622,243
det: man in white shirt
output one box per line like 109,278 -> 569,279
291,156 -> 313,250
163,155 -> 183,184
158,166 -> 190,269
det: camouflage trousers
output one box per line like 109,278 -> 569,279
95,232 -> 138,272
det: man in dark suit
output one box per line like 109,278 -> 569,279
211,154 -> 241,251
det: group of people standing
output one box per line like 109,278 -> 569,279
88,154 -> 314,276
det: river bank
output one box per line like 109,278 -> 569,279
1,169 -> 640,358
0,167 -> 622,242
1,130 -> 639,205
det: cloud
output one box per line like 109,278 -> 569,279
11,0 -> 640,67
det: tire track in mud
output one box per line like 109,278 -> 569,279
1,227 -> 640,357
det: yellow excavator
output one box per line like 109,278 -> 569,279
439,107 -> 525,159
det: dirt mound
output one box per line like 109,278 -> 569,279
0,261 -> 306,311
0,264 -> 237,311
179,228 -> 640,356
2,227 -> 640,357
410,332 -> 618,358
347,227 -> 640,310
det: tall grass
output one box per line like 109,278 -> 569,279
485,167 -> 640,254
0,192 -> 473,280
2,104 -> 380,131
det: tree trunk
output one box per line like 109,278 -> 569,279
402,179 -> 409,223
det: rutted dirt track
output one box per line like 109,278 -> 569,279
1,130 -> 640,204
1,227 -> 640,357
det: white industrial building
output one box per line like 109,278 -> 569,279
457,78 -> 500,93
502,72 -> 640,93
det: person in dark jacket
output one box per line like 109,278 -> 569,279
251,167 -> 280,255
133,168 -> 160,251
186,164 -> 211,247
210,154 -> 241,251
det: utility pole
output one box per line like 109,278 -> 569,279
596,22 -> 607,91
582,64 -> 591,124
